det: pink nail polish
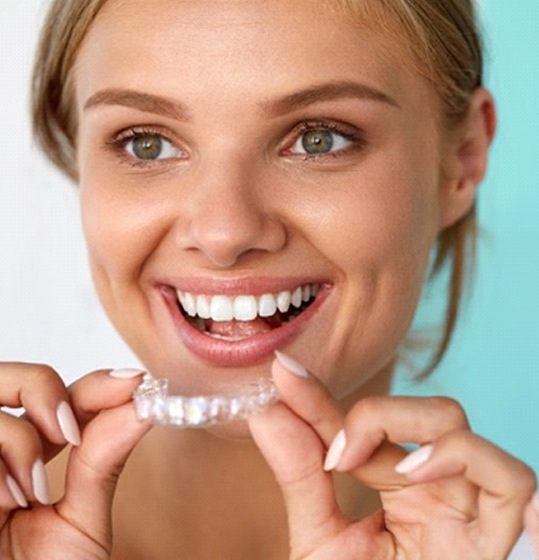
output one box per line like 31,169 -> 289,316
109,368 -> 146,379
31,459 -> 51,505
324,429 -> 347,471
6,475 -> 28,508
56,401 -> 81,446
395,444 -> 434,474
274,351 -> 309,378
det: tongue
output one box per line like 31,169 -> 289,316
207,317 -> 276,338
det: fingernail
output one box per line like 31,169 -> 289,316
56,401 -> 81,446
532,492 -> 539,514
6,475 -> 28,508
31,459 -> 51,505
395,444 -> 434,474
109,368 -> 146,379
324,429 -> 347,471
274,351 -> 309,378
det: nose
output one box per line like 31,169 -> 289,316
174,163 -> 287,268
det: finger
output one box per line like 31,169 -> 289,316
0,460 -> 28,510
55,370 -> 150,549
524,494 -> 539,557
0,410 -> 50,505
337,395 -> 470,471
396,430 -> 537,558
272,353 -> 408,489
248,402 -> 348,557
272,352 -> 344,444
0,362 -> 78,448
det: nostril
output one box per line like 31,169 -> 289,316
172,192 -> 287,267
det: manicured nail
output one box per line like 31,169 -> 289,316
532,492 -> 539,514
6,475 -> 28,508
395,444 -> 434,474
31,459 -> 51,505
109,368 -> 146,379
56,401 -> 81,446
274,351 -> 309,378
324,429 -> 347,471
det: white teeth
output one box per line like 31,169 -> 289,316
176,283 -> 320,323
210,295 -> 234,321
196,295 -> 211,319
233,295 -> 258,321
258,294 -> 277,317
182,292 -> 197,317
291,287 -> 303,308
276,290 -> 291,313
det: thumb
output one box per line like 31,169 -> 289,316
55,370 -> 152,550
248,403 -> 348,558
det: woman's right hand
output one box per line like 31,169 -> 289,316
0,363 -> 151,559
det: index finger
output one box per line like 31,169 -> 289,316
271,353 -> 408,490
1,361 -> 73,447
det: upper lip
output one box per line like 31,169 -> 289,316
157,276 -> 329,296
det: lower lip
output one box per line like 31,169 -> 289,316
162,286 -> 329,367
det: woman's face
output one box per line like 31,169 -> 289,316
75,0 -> 456,399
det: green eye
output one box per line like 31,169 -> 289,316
126,133 -> 181,160
290,127 -> 353,156
132,135 -> 162,159
301,129 -> 334,154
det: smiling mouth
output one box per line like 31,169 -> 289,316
176,283 -> 320,341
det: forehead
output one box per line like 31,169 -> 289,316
74,0 -> 431,116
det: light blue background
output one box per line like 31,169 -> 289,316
393,2 -> 539,475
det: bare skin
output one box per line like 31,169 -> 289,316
0,1 -> 536,559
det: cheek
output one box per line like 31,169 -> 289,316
79,171 -> 167,300
303,165 -> 440,283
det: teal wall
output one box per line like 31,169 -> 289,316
392,2 -> 539,475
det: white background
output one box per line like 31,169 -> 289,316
0,2 -> 141,381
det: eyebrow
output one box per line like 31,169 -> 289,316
83,80 -> 399,120
262,81 -> 400,116
83,89 -> 191,120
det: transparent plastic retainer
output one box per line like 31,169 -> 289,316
134,376 -> 280,428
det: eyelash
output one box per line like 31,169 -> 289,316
284,120 -> 364,161
107,120 -> 364,168
107,126 -> 185,168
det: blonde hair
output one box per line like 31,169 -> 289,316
32,0 -> 484,376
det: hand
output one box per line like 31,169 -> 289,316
249,354 -> 537,559
525,494 -> 539,557
0,363 -> 151,559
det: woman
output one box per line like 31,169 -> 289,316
0,0 -> 536,558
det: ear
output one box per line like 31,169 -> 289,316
439,87 -> 496,230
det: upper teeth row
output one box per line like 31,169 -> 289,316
176,283 -> 319,322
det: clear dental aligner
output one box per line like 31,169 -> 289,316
134,376 -> 280,428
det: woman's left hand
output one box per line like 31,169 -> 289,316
525,495 -> 539,557
249,354 -> 537,559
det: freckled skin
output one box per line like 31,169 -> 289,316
76,0 -> 457,401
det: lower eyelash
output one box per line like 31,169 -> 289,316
106,127 -> 183,168
288,121 -> 365,160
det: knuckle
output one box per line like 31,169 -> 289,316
350,395 -> 387,422
439,427 -> 474,454
28,363 -> 60,385
26,364 -> 65,396
0,415 -> 43,456
429,397 -> 468,427
513,463 -> 537,498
